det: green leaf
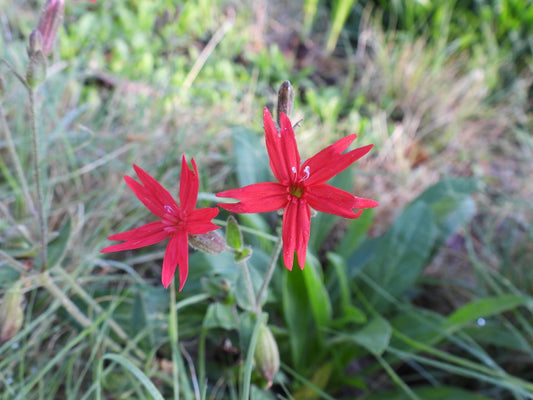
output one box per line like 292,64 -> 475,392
0,267 -> 21,289
350,178 -> 478,311
334,209 -> 374,258
46,218 -> 71,268
226,215 -> 243,251
418,178 -> 478,243
348,316 -> 391,356
355,201 -> 437,310
447,295 -> 530,331
282,265 -> 318,370
103,354 -> 165,400
203,303 -> 238,330
282,256 -> 332,370
232,127 -> 270,187
303,256 -> 332,327
327,252 -> 366,325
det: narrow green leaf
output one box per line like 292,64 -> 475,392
282,265 -> 316,369
303,256 -> 332,327
447,295 -> 530,329
103,354 -> 165,400
46,217 -> 71,268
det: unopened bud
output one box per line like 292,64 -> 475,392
276,80 -> 295,125
0,288 -> 25,343
36,0 -> 65,56
27,29 -> 43,58
254,323 -> 280,388
188,230 -> 226,254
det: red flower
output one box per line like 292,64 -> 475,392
217,108 -> 378,270
101,154 -> 219,290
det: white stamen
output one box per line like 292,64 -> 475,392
164,205 -> 173,213
291,166 -> 297,175
300,166 -> 310,181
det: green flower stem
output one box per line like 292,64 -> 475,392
255,234 -> 283,308
168,280 -> 180,400
240,259 -> 259,315
241,312 -> 266,400
28,87 -> 47,270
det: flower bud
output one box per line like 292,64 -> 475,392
27,29 -> 43,58
276,80 -> 295,125
36,0 -> 65,56
188,230 -> 226,254
254,323 -> 279,388
0,288 -> 25,343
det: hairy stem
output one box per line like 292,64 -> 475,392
28,87 -> 47,270
168,280 -> 180,400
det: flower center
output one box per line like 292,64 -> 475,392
289,183 -> 305,198
162,205 -> 187,232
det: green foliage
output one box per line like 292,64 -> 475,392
351,178 -> 477,311
2,0 -> 533,399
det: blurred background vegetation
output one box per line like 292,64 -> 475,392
1,0 -> 533,399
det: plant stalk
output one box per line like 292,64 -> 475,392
255,234 -> 283,308
168,280 -> 180,400
28,87 -> 47,270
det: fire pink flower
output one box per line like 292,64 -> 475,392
216,108 -> 378,270
101,154 -> 219,290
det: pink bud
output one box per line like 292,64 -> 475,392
36,0 -> 65,56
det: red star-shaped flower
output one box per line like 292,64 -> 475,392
216,108 -> 378,270
101,154 -> 219,290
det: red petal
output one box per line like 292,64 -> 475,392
180,154 -> 199,213
282,199 -> 311,270
161,231 -> 188,289
216,182 -> 287,213
306,184 -> 378,218
302,137 -> 373,186
186,207 -> 220,234
264,107 -> 300,185
127,165 -> 179,219
101,221 -> 169,253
